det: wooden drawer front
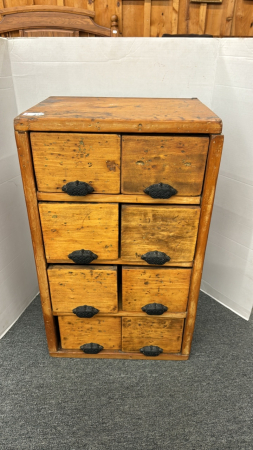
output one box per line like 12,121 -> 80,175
48,265 -> 118,313
121,205 -> 200,263
31,132 -> 120,193
122,317 -> 184,353
59,316 -> 122,350
121,135 -> 209,196
122,267 -> 191,312
39,203 -> 118,262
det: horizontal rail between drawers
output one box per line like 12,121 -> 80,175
53,311 -> 187,318
37,192 -> 201,205
45,259 -> 193,267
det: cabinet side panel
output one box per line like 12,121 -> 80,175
15,131 -> 58,352
182,134 -> 224,355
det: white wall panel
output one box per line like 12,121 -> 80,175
8,38 -> 219,112
0,39 -> 38,338
203,39 -> 253,319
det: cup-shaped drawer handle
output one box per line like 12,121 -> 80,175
68,249 -> 98,264
142,303 -> 168,315
144,182 -> 177,199
80,343 -> 104,354
140,346 -> 163,357
73,305 -> 99,318
141,250 -> 170,265
62,180 -> 94,196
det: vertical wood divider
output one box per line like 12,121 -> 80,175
116,0 -> 123,35
172,0 -> 179,34
198,3 -> 207,34
144,0 -> 151,37
181,134 -> 224,355
221,0 -> 236,36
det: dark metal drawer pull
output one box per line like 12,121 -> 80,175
140,345 -> 163,357
73,305 -> 99,318
142,303 -> 168,315
80,343 -> 104,354
68,249 -> 98,264
62,180 -> 94,196
141,250 -> 170,265
144,182 -> 177,199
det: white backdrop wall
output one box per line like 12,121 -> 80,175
0,37 -> 252,337
202,39 -> 253,319
0,39 -> 38,338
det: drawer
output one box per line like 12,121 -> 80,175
39,203 -> 119,262
121,135 -> 209,196
59,316 -> 122,350
122,267 -> 191,312
48,265 -> 118,313
31,132 -> 120,194
122,317 -> 184,353
121,205 -> 200,263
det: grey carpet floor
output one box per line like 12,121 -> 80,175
0,292 -> 252,450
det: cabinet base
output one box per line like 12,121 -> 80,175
50,349 -> 189,360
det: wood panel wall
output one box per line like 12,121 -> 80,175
0,0 -> 253,36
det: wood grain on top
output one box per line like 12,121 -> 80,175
14,97 -> 222,134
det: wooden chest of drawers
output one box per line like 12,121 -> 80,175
14,97 -> 223,360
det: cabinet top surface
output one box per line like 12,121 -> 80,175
14,97 -> 222,134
